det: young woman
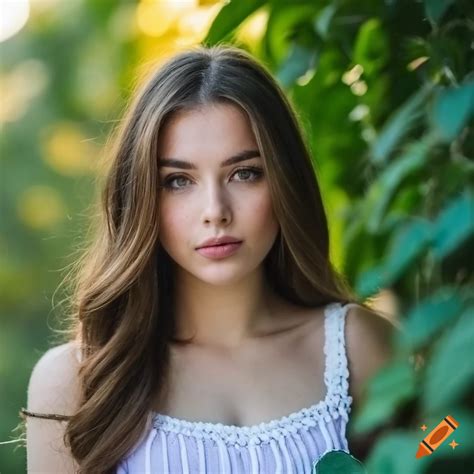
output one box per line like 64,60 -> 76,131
23,44 -> 396,473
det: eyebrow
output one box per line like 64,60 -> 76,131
158,149 -> 261,169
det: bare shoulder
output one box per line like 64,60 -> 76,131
28,341 -> 82,416
344,303 -> 398,408
26,341 -> 82,473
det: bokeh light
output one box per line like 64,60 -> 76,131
17,185 -> 66,229
0,0 -> 30,42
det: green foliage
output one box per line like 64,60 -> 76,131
365,137 -> 434,232
204,0 -> 267,45
353,18 -> 389,78
352,359 -> 417,435
430,81 -> 474,142
423,307 -> 474,412
204,0 -> 474,471
313,450 -> 367,474
395,287 -> 466,350
371,85 -> 434,165
366,431 -> 429,474
276,43 -> 316,89
425,0 -> 456,24
432,190 -> 474,259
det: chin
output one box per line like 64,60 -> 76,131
197,258 -> 266,285
194,269 -> 246,287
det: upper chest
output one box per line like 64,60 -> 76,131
154,307 -> 327,427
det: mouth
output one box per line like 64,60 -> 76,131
200,242 -> 241,248
195,241 -> 243,258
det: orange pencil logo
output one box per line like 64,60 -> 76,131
416,415 -> 459,458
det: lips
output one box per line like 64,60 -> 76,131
196,236 -> 242,249
196,241 -> 243,259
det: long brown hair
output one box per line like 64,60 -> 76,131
23,43 -> 374,473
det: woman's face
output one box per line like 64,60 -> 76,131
157,102 -> 280,286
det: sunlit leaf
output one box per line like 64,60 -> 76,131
275,43 -> 316,88
353,18 -> 389,77
203,0 -> 266,45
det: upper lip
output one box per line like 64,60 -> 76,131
196,236 -> 242,249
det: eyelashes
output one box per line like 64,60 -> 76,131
161,166 -> 264,192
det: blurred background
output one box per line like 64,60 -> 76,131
1,0 -> 473,472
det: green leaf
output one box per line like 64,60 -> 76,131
424,0 -> 456,24
203,0 -> 266,45
366,432 -> 428,474
354,264 -> 386,298
371,84 -> 433,164
356,218 -> 431,297
275,43 -> 316,88
432,190 -> 474,260
264,3 -> 319,66
352,359 -> 417,434
423,306 -> 474,412
396,288 -> 465,350
366,137 -> 433,233
353,18 -> 389,77
313,3 -> 337,40
383,218 -> 432,280
430,81 -> 474,142
313,450 -> 367,474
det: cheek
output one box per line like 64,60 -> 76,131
247,190 -> 279,232
159,204 -> 190,244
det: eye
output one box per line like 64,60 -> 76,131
163,175 -> 191,190
232,166 -> 263,182
161,166 -> 264,192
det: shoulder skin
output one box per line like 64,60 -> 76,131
345,304 -> 398,408
26,341 -> 81,473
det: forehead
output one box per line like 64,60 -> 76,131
157,103 -> 258,161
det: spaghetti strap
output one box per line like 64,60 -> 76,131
120,301 -> 356,471
323,302 -> 355,404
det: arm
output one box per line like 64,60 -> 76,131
345,303 -> 399,460
346,304 -> 397,407
26,342 -> 82,473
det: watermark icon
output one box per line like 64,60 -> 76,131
416,415 -> 459,458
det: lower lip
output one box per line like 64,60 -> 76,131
196,242 -> 242,259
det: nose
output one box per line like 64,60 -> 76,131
201,184 -> 232,225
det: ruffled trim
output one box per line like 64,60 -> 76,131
151,301 -> 353,446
